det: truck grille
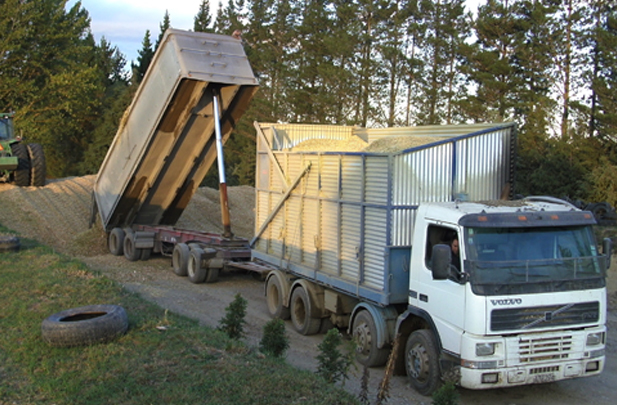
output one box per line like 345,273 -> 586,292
491,301 -> 599,332
518,335 -> 573,363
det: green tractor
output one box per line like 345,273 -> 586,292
0,112 -> 46,187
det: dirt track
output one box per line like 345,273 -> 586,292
1,177 -> 616,404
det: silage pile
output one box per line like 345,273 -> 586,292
0,176 -> 255,258
291,135 -> 444,153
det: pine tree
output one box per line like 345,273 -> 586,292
131,30 -> 155,84
156,10 -> 171,50
194,0 -> 213,32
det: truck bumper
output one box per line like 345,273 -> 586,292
0,156 -> 18,170
459,356 -> 604,389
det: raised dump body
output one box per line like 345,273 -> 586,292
94,29 -> 258,231
252,122 -> 516,306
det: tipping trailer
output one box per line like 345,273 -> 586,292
252,122 -> 611,395
92,29 -> 259,280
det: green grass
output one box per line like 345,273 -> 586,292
0,229 -> 357,405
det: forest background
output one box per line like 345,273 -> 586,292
1,0 -> 616,205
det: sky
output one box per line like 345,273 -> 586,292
67,0 -> 484,65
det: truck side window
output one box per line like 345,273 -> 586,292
425,225 -> 460,273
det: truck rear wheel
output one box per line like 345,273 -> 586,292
27,143 -> 46,186
405,329 -> 441,396
266,274 -> 290,320
352,310 -> 389,367
290,286 -> 321,335
187,247 -> 206,283
11,143 -> 30,187
123,231 -> 141,262
108,228 -> 125,256
172,243 -> 190,276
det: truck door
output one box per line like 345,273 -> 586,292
411,223 -> 466,353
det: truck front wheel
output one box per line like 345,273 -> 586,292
352,310 -> 389,367
108,228 -> 125,256
405,329 -> 441,396
290,287 -> 321,335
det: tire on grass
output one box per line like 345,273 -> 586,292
0,235 -> 20,252
41,304 -> 129,348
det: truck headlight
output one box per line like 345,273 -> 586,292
586,332 -> 604,346
476,342 -> 496,356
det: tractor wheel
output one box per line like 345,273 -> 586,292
11,143 -> 30,187
27,143 -> 46,187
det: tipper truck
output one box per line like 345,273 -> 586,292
91,29 -> 259,281
252,122 -> 611,395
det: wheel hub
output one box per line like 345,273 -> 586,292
408,344 -> 429,380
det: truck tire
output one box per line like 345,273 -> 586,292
140,248 -> 152,261
203,265 -> 219,283
27,143 -> 46,187
405,329 -> 441,396
11,143 -> 30,187
290,287 -> 321,335
266,275 -> 290,320
41,304 -> 128,347
188,247 -> 207,283
172,243 -> 190,276
123,231 -> 141,262
108,228 -> 125,256
352,310 -> 389,367
0,235 -> 20,252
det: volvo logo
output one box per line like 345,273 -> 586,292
490,298 -> 522,306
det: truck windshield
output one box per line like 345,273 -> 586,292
464,225 -> 606,296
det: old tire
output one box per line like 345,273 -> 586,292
27,143 -> 46,187
123,231 -> 140,262
0,235 -> 20,252
290,287 -> 321,335
41,304 -> 128,347
108,228 -> 125,256
140,248 -> 152,261
11,143 -> 30,187
172,243 -> 190,276
405,329 -> 441,396
352,310 -> 389,367
187,247 -> 206,283
266,275 -> 290,320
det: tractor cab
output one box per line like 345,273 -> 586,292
0,112 -> 15,140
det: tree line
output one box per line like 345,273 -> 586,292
1,0 -> 616,205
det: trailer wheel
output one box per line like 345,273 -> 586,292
266,275 -> 290,320
108,228 -> 125,256
187,247 -> 206,283
405,329 -> 441,396
352,310 -> 389,367
290,287 -> 321,335
172,243 -> 190,276
203,266 -> 219,283
140,248 -> 152,261
11,143 -> 30,187
27,143 -> 46,187
123,231 -> 140,262
41,304 -> 128,348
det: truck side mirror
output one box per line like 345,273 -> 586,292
603,238 -> 613,270
431,244 -> 451,280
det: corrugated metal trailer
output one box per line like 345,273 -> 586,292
252,122 -> 516,306
93,29 -> 258,232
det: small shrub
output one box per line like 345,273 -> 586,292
218,293 -> 247,340
260,318 -> 290,358
316,328 -> 353,384
432,382 -> 459,405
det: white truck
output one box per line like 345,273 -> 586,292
251,122 -> 611,395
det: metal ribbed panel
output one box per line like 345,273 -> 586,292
365,156 -> 390,205
391,208 -> 418,246
271,153 -> 286,192
302,198 -> 319,267
320,156 -> 340,200
320,200 -> 340,275
286,155 -> 302,195
364,207 -> 387,290
360,123 -> 506,142
269,197 -> 284,257
255,190 -> 270,251
341,204 -> 361,281
285,196 -> 302,263
341,156 -> 363,201
304,155 -> 319,197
